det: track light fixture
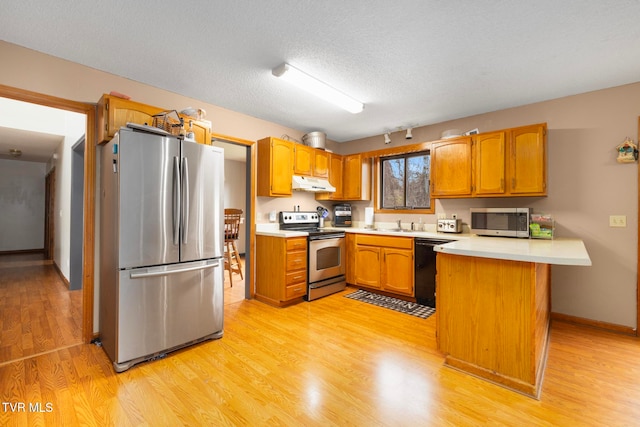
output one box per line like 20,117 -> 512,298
384,133 -> 392,144
405,128 -> 413,140
272,63 -> 364,114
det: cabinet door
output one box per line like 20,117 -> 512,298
342,154 -> 361,199
294,144 -> 314,176
345,233 -> 356,284
313,149 -> 330,178
431,137 -> 472,197
98,95 -> 164,143
509,124 -> 546,195
355,245 -> 381,288
270,139 -> 294,196
316,153 -> 343,201
474,132 -> 506,195
381,248 -> 414,296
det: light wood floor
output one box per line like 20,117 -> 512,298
0,253 -> 82,365
2,284 -> 640,426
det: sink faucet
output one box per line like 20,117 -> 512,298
396,219 -> 402,229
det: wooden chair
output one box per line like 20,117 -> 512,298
224,208 -> 244,287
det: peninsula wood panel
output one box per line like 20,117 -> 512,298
436,253 -> 550,398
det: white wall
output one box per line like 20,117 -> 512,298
0,159 -> 46,251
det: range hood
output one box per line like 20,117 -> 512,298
292,175 -> 336,192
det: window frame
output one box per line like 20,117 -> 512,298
374,149 -> 434,215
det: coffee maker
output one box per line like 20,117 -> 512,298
333,203 -> 352,227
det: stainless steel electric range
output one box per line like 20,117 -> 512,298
279,211 -> 346,301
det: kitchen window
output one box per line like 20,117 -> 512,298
380,151 -> 431,211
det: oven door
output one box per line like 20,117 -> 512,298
308,236 -> 346,283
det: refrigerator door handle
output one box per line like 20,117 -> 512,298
173,156 -> 181,245
182,156 -> 190,244
129,260 -> 220,279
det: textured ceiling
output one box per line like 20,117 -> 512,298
1,1 -> 640,142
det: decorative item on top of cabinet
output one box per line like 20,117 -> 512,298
180,117 -> 212,145
97,94 -> 164,143
257,137 -> 294,197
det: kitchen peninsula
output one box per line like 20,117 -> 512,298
434,237 -> 591,398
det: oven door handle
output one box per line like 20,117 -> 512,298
309,234 -> 345,241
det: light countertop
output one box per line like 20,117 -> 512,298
255,224 -> 591,266
434,236 -> 592,266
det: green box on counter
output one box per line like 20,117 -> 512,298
530,214 -> 554,239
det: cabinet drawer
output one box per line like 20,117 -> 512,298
286,251 -> 307,271
285,283 -> 307,299
286,271 -> 307,286
286,238 -> 307,252
356,234 -> 413,249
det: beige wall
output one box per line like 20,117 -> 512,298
1,41 -> 637,329
338,83 -> 640,329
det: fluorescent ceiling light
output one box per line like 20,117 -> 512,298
272,63 -> 364,114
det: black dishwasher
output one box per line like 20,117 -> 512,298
414,238 -> 452,308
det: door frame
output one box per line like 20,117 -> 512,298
0,84 -> 97,343
44,167 -> 56,260
211,133 -> 257,299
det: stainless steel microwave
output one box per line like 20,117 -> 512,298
470,208 -> 532,238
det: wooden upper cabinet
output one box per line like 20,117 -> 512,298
257,137 -> 294,197
293,144 -> 314,176
313,149 -> 330,178
432,124 -> 546,199
509,124 -> 547,195
97,94 -> 163,143
316,153 -> 343,201
431,137 -> 473,197
473,132 -> 506,195
342,154 -> 371,200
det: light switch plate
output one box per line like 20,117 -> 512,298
609,215 -> 627,227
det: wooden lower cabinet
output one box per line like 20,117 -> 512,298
255,235 -> 307,306
353,234 -> 414,297
436,253 -> 551,398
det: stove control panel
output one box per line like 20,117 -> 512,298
279,211 -> 319,224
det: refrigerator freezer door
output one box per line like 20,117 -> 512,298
118,128 -> 180,268
180,141 -> 224,262
113,259 -> 224,370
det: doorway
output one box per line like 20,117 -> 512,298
212,135 -> 255,303
0,84 -> 97,344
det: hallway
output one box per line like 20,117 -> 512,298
0,253 -> 82,365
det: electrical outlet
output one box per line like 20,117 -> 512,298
609,215 -> 627,227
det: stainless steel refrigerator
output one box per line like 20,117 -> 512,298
99,124 -> 224,372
